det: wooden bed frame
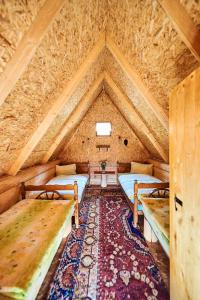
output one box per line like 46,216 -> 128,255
60,161 -> 89,174
133,180 -> 169,227
21,181 -> 79,227
117,159 -> 169,182
119,180 -> 169,227
117,160 -> 169,227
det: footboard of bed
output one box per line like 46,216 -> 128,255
133,181 -> 169,227
21,181 -> 79,228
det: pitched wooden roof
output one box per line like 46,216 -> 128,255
0,0 -> 200,175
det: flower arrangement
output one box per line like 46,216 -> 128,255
100,160 -> 107,171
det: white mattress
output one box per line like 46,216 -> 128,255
118,173 -> 161,206
46,174 -> 89,202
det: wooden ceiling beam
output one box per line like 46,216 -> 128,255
158,0 -> 200,63
0,0 -> 66,107
7,33 -> 105,176
104,72 -> 168,162
41,73 -> 104,163
103,90 -> 149,153
106,35 -> 169,130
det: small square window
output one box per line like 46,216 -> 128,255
96,122 -> 112,136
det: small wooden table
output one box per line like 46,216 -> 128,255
89,163 -> 118,186
94,171 -> 116,187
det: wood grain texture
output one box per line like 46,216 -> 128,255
60,162 -> 89,174
158,0 -> 200,62
170,66 -> 200,299
153,167 -> 169,182
0,0 -> 46,74
59,91 -> 149,163
104,72 -> 168,162
106,35 -> 169,130
22,50 -> 105,169
0,1 -> 107,175
0,186 -> 21,214
0,0 -> 66,106
117,163 -> 131,173
147,158 -> 169,181
133,181 -> 169,227
7,33 -> 105,176
42,73 -> 104,163
107,0 -> 198,116
0,160 -> 59,194
0,160 -> 59,213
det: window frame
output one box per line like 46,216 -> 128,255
95,122 -> 112,137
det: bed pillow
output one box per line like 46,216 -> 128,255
130,162 -> 153,176
56,164 -> 76,175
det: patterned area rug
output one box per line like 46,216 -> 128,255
47,187 -> 169,300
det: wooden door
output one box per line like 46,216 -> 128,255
170,67 -> 200,300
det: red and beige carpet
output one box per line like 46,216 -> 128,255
47,187 -> 169,300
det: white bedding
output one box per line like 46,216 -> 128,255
46,174 -> 89,202
118,173 -> 161,210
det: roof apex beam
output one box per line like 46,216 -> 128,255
7,32 -> 105,176
106,35 -> 169,130
158,0 -> 200,63
103,89 -> 149,153
0,0 -> 66,107
104,72 -> 168,162
41,73 -> 104,163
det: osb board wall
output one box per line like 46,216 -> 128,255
107,0 -> 199,111
104,49 -> 169,154
59,91 -> 150,163
0,0 -> 200,176
104,80 -> 162,160
23,50 -> 106,169
180,0 -> 200,25
0,0 -> 46,73
0,0 -> 107,175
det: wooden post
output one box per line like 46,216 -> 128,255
74,181 -> 79,228
133,180 -> 139,227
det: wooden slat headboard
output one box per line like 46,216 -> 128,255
117,159 -> 169,182
60,162 -> 89,174
146,159 -> 169,182
117,162 -> 131,173
0,160 -> 60,214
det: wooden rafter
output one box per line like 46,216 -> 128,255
158,0 -> 200,63
104,72 -> 168,162
0,0 -> 66,107
106,35 -> 169,130
103,91 -> 148,153
53,86 -> 149,161
41,73 -> 104,163
7,33 -> 105,176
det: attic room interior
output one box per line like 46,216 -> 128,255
0,0 -> 200,299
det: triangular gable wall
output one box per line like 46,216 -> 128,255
58,91 -> 149,163
0,1 -> 200,175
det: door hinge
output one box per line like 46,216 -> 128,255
174,195 -> 183,211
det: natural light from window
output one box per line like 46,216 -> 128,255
96,122 -> 112,136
